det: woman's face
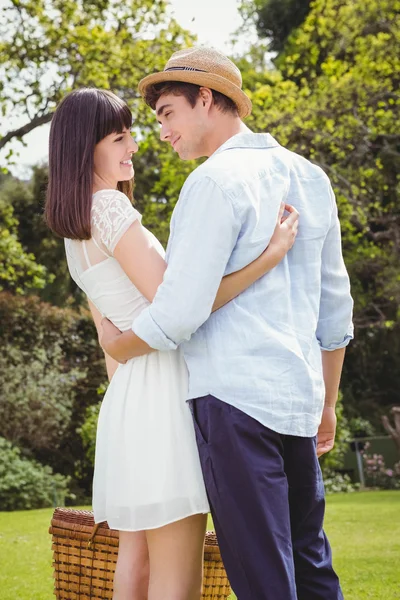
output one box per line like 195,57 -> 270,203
93,129 -> 138,189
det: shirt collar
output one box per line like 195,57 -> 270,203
211,132 -> 280,158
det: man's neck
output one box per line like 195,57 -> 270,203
205,120 -> 252,157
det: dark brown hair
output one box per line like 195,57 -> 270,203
45,88 -> 133,240
144,81 -> 238,116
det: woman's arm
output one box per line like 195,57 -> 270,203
212,202 -> 298,310
88,299 -> 120,380
113,202 -> 298,309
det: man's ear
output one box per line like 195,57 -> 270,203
198,87 -> 213,110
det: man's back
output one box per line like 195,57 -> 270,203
171,133 -> 353,436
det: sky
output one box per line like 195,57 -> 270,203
0,0 -> 253,178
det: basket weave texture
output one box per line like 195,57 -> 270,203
49,508 -> 231,600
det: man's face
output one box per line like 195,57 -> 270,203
155,93 -> 210,160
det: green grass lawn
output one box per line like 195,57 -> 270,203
0,491 -> 399,600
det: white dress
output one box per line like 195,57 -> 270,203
64,189 -> 209,531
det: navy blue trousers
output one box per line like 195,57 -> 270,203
190,395 -> 343,600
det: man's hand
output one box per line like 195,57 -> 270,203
317,405 -> 337,457
100,318 -> 126,363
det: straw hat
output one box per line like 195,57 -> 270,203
138,47 -> 252,119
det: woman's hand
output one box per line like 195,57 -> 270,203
266,202 -> 299,262
211,202 -> 299,311
100,317 -> 154,363
100,317 -> 127,363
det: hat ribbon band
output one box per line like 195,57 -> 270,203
164,66 -> 207,73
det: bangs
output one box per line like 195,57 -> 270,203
95,91 -> 133,142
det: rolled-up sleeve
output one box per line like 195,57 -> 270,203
132,175 -> 241,350
316,187 -> 354,351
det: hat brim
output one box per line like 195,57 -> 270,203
138,71 -> 252,119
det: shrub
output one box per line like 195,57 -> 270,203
77,401 -> 102,468
0,292 -> 106,495
362,444 -> 400,490
349,417 -> 376,439
323,469 -> 358,494
0,437 -> 71,510
0,344 -> 85,452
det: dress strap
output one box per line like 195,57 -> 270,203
82,240 -> 91,269
92,235 -> 111,258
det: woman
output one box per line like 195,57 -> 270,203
45,88 -> 298,600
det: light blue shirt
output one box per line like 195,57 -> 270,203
133,133 -> 354,437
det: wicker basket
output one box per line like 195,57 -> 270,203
49,508 -> 231,600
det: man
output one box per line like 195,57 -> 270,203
102,47 -> 353,599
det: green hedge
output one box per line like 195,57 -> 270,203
0,437 -> 70,510
0,292 -> 107,498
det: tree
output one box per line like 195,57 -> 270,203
382,407 -> 400,458
243,0 -> 400,421
248,0 -> 399,323
240,0 -> 312,53
0,0 -> 194,155
0,174 -> 50,294
1,166 -> 82,305
0,0 -> 196,301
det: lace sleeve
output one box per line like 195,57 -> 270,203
91,189 -> 142,254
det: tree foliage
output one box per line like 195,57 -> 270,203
240,0 -> 312,53
0,166 -> 82,305
251,0 -> 399,326
0,0 -> 194,153
241,0 -> 399,420
0,0 -> 196,298
0,174 -> 50,294
0,0 -> 197,303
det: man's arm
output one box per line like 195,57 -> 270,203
103,175 -> 244,360
316,185 -> 353,457
321,347 -> 346,409
315,186 -> 354,352
317,347 -> 346,457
